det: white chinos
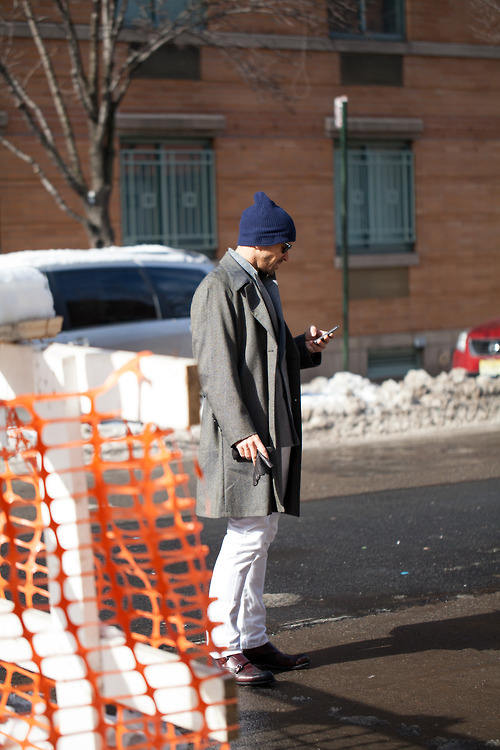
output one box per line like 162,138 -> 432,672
208,512 -> 280,656
208,447 -> 291,657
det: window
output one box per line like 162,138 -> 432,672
48,267 -> 158,330
328,0 -> 405,40
334,141 -> 415,254
120,141 -> 217,254
124,0 -> 191,26
131,43 -> 200,80
367,346 -> 422,381
340,53 -> 403,86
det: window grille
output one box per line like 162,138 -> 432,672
124,0 -> 191,26
334,143 -> 415,253
120,145 -> 217,254
328,0 -> 405,40
367,347 -> 422,380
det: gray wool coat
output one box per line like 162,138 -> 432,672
190,251 -> 320,519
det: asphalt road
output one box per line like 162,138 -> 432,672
200,426 -> 500,630
5,423 -> 499,631
3,424 -> 499,748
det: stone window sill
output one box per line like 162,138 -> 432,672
325,116 -> 423,139
116,112 -> 226,138
334,252 -> 419,269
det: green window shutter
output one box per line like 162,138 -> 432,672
120,145 -> 217,254
335,143 -> 415,253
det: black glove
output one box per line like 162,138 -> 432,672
231,447 -> 274,486
252,451 -> 274,486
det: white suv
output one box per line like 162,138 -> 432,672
0,245 -> 214,357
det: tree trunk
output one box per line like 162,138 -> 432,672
86,112 -> 116,247
84,195 -> 115,247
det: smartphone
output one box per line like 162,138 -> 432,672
314,324 -> 340,344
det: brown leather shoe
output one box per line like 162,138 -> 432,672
243,641 -> 310,671
215,653 -> 275,686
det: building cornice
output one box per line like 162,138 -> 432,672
205,33 -> 500,60
4,21 -> 500,60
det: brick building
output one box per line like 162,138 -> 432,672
1,1 -> 499,379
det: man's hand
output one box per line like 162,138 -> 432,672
305,324 -> 336,353
235,434 -> 269,464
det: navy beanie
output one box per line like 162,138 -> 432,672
237,192 -> 296,246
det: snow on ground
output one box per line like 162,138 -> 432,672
301,368 -> 500,443
171,367 -> 500,454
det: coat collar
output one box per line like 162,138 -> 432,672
219,250 -> 253,292
219,251 -> 277,343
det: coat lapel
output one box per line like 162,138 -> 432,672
219,252 -> 277,343
245,283 -> 278,343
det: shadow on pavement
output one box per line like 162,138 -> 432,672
309,611 -> 500,665
234,679 -> 489,750
232,611 -> 499,749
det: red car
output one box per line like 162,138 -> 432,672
452,317 -> 500,375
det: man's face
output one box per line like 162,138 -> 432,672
254,242 -> 291,275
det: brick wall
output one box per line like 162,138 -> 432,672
0,0 -> 499,362
406,0 -> 479,44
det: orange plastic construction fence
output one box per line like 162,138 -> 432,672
0,355 -> 236,749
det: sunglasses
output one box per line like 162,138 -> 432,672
281,242 -> 292,254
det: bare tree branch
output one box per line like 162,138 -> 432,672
97,0 -> 121,144
217,44 -> 291,101
470,0 -> 500,41
20,54 -> 44,91
101,0 -> 114,86
0,0 -> 336,247
110,14 -> 183,103
89,0 -> 101,114
111,0 -> 128,45
52,0 -> 94,118
0,55 -> 54,149
471,0 -> 500,11
0,135 -> 87,227
110,0 -> 320,105
19,0 -> 84,185
0,58 -> 87,197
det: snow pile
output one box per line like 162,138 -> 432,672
0,267 -> 55,326
301,368 -> 500,440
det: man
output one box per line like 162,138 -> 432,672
190,192 -> 334,686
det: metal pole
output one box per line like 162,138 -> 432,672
340,99 -> 349,371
